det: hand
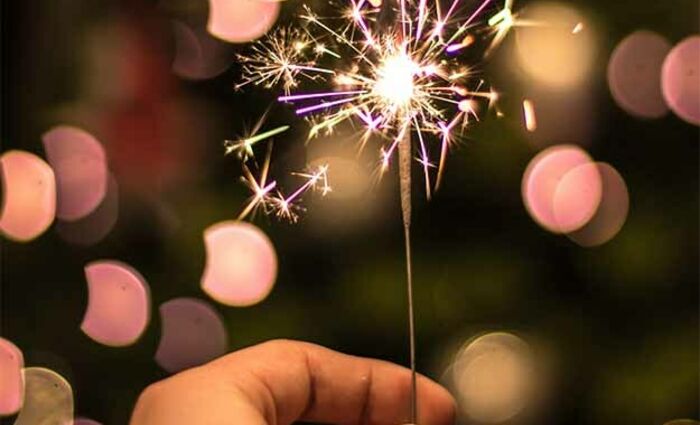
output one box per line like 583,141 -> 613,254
130,339 -> 455,425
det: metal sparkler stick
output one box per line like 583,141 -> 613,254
398,128 -> 417,423
379,2 -> 417,421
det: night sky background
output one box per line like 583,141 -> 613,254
1,0 -> 698,424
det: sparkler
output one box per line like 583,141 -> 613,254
231,0 -> 520,421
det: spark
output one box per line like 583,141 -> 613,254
225,125 -> 290,161
237,0 -> 510,196
486,0 -> 516,52
271,164 -> 331,222
237,142 -> 277,220
236,27 -> 333,94
235,142 -> 331,222
522,99 -> 537,132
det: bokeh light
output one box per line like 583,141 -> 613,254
171,21 -> 234,80
155,297 -> 228,373
662,35 -> 700,125
522,145 -> 596,233
515,2 -> 595,87
450,332 -> 535,423
0,150 -> 56,242
0,338 -> 24,416
55,174 -> 119,246
42,125 -> 109,221
663,421 -> 700,425
201,221 -> 277,307
207,0 -> 280,43
14,367 -> 73,425
567,163 -> 630,247
608,30 -> 671,119
552,162 -> 603,233
81,261 -> 151,347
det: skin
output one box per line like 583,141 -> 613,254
131,339 -> 456,425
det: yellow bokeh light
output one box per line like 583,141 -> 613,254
515,2 -> 595,87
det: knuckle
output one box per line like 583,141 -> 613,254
259,338 -> 305,353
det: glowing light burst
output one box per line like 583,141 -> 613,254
236,0 -> 515,200
235,27 -> 335,94
224,111 -> 330,222
236,142 -> 330,223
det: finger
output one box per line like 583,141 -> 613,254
212,339 -> 455,425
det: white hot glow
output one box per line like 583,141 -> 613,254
374,53 -> 417,106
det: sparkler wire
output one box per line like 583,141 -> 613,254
398,128 -> 417,423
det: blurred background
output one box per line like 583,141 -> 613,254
1,0 -> 698,424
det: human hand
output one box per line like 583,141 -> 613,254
130,339 -> 455,425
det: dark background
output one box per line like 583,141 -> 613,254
1,0 -> 698,424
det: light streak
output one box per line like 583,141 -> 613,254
225,125 -> 290,161
235,141 -> 331,222
523,99 -> 537,132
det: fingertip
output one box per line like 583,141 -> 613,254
417,374 -> 456,425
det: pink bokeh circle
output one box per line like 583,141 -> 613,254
662,35 -> 700,125
201,221 -> 277,307
207,0 -> 280,43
